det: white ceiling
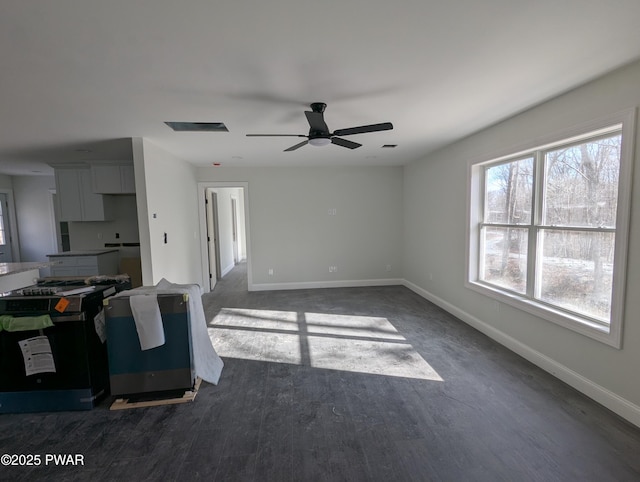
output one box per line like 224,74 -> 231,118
2,1 -> 640,176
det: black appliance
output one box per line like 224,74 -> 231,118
36,274 -> 132,292
0,283 -> 116,413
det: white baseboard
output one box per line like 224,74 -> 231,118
220,263 -> 235,278
249,278 -> 403,292
403,280 -> 640,428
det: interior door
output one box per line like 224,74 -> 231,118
205,190 -> 222,290
0,193 -> 14,262
205,190 -> 217,290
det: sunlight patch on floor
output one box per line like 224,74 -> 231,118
213,308 -> 299,331
210,308 -> 443,381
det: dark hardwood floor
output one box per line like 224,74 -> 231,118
2,262 -> 640,481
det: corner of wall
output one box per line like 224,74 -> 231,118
132,138 -> 153,285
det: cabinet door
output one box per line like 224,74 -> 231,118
91,164 -> 135,194
120,165 -> 136,193
55,170 -> 83,221
51,266 -> 79,277
92,165 -> 122,194
77,266 -> 99,276
78,169 -> 108,221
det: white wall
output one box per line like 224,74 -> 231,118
68,195 -> 140,254
196,166 -> 404,290
0,175 -> 12,190
11,175 -> 57,262
134,138 -> 201,286
403,59 -> 640,424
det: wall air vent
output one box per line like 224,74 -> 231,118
165,122 -> 229,132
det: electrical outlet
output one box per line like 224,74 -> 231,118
429,273 -> 433,281
386,264 -> 391,272
328,208 -> 337,216
329,266 -> 338,273
268,268 -> 274,276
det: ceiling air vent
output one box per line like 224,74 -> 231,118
165,122 -> 229,132
381,144 -> 397,148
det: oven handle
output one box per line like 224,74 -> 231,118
51,313 -> 86,322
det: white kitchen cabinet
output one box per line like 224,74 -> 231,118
91,163 -> 135,194
48,250 -> 120,277
55,167 -> 114,221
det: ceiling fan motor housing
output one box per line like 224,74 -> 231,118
310,102 -> 326,113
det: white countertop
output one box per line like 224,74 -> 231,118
47,249 -> 119,257
0,261 -> 55,277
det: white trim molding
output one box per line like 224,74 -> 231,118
201,264 -> 640,427
250,278 -> 404,292
465,108 -> 636,348
403,279 -> 640,429
197,181 -> 251,293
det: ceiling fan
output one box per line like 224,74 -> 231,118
246,102 -> 393,151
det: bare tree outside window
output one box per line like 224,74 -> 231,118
539,135 -> 620,320
481,157 -> 533,294
479,133 -> 621,323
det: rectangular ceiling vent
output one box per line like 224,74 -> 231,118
165,122 -> 229,132
381,144 -> 397,148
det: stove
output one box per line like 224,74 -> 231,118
0,282 -> 118,413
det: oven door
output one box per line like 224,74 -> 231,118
0,313 -> 105,392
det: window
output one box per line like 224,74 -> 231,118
467,111 -> 635,347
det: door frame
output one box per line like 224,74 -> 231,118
197,182 -> 251,293
231,196 -> 239,265
0,189 -> 20,262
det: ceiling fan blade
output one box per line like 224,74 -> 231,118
331,137 -> 362,149
305,111 -> 329,133
246,134 -> 307,137
284,140 -> 309,151
333,122 -> 393,136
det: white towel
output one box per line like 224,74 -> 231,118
129,294 -> 165,350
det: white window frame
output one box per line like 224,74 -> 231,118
466,109 -> 636,348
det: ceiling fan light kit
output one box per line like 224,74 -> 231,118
246,102 -> 393,152
308,137 -> 331,147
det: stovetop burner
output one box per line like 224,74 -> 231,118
18,286 -> 63,296
0,284 -> 100,303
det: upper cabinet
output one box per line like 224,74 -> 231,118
91,162 -> 136,194
55,167 -> 115,221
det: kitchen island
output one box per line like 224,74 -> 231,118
0,261 -> 56,293
47,249 -> 119,277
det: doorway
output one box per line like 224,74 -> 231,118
199,183 -> 250,293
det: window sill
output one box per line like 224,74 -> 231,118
465,280 -> 621,348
